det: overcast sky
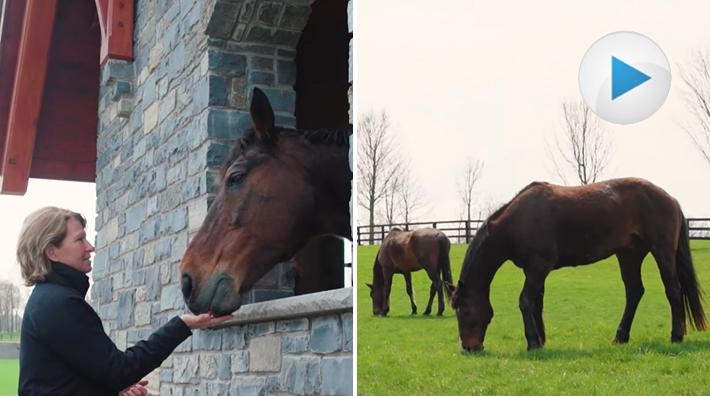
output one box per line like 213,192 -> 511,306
357,0 -> 710,223
0,180 -> 96,295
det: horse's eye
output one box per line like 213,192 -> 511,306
226,172 -> 245,190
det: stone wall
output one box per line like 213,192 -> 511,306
92,0 -> 353,395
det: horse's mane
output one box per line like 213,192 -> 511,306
459,181 -> 546,284
220,126 -> 351,175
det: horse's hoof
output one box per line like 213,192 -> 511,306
527,343 -> 543,351
436,312 -> 444,316
671,335 -> 683,343
613,335 -> 629,344
423,311 -> 431,316
411,311 -> 417,315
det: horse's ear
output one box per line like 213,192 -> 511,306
365,283 -> 373,290
250,88 -> 276,144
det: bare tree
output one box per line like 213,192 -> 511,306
457,157 -> 483,225
0,280 -> 20,334
550,100 -> 610,185
380,173 -> 400,225
681,48 -> 710,168
399,167 -> 424,226
357,110 -> 401,243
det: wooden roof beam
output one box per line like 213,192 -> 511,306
0,0 -> 57,195
95,0 -> 134,65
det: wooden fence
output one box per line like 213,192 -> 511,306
357,218 -> 710,245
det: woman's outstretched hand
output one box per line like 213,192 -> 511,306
180,313 -> 233,329
119,379 -> 149,396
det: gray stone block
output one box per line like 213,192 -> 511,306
277,60 -> 296,85
309,316 -> 341,354
206,1 -> 241,39
159,284 -> 185,311
98,301 -> 118,321
341,312 -> 353,352
113,81 -> 132,101
229,376 -> 266,396
247,322 -> 275,338
159,384 -> 184,396
250,56 -> 273,71
101,60 -> 134,85
276,318 -> 309,332
94,278 -> 113,304
249,71 -> 274,85
117,290 -> 135,329
209,74 -> 228,106
159,368 -> 174,383
126,202 -> 147,233
261,88 -> 295,114
282,332 -> 309,354
248,335 -> 281,372
256,2 -> 281,25
280,355 -> 321,395
273,29 -> 301,47
322,356 -> 353,396
173,354 -> 200,384
244,25 -> 272,43
193,329 -> 223,350
208,49 -> 247,76
231,350 -> 249,374
218,354 -> 231,380
199,354 -> 219,379
207,109 -> 251,139
281,4 -> 310,30
222,325 -> 247,349
207,142 -> 230,167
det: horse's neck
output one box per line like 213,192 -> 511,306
372,257 -> 386,289
307,144 -> 352,240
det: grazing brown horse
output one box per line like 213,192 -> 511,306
451,178 -> 707,352
179,88 -> 351,315
367,228 -> 453,316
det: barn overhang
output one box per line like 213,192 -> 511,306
0,0 -> 133,195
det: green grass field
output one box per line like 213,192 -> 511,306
357,240 -> 710,395
0,359 -> 18,396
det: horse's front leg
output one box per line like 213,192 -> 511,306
520,267 -> 549,351
382,269 -> 394,316
403,272 -> 417,315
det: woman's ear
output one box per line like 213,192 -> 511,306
45,245 -> 57,261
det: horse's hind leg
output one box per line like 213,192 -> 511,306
423,268 -> 443,315
652,249 -> 686,342
403,272 -> 417,315
614,249 -> 647,344
423,281 -> 436,316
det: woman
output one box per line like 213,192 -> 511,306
17,207 -> 231,395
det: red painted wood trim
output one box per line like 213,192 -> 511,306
99,0 -> 133,64
1,0 -> 58,195
0,0 -> 27,165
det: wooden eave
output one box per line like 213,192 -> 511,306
0,0 -> 133,195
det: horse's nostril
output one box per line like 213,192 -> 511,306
181,273 -> 193,299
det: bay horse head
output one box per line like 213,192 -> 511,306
451,223 -> 497,352
179,88 -> 351,315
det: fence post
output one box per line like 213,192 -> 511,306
465,220 -> 471,243
381,225 -> 386,243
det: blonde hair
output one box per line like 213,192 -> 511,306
16,207 -> 86,286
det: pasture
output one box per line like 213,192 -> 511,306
0,359 -> 18,395
357,240 -> 710,395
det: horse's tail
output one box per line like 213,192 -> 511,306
676,211 -> 707,331
438,234 -> 454,302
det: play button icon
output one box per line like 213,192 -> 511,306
579,32 -> 671,124
611,56 -> 651,100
